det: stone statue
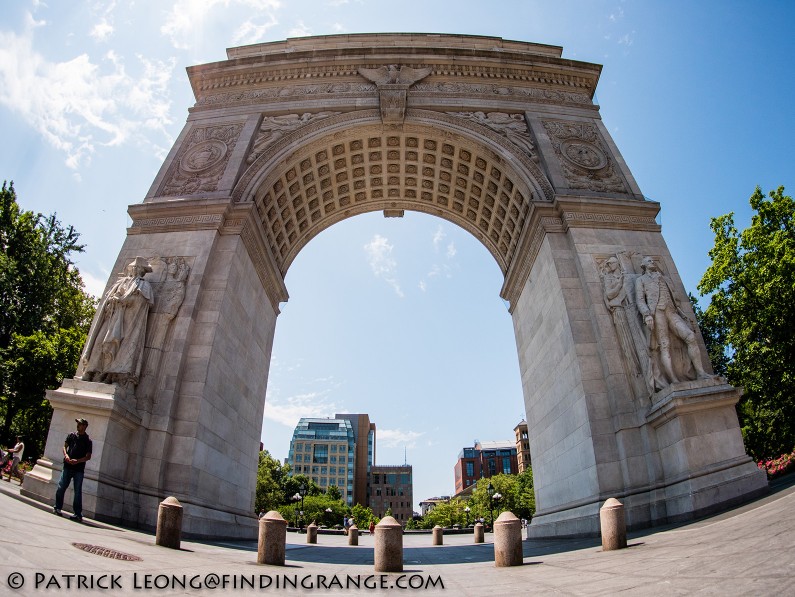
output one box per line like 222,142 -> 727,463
634,255 -> 709,385
600,255 -> 654,397
80,256 -> 155,387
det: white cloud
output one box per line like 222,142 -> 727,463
432,225 -> 446,251
618,31 -> 636,46
609,6 -> 624,21
80,269 -> 108,298
90,19 -> 114,41
446,242 -> 457,259
232,15 -> 279,45
364,234 -> 404,297
331,22 -> 345,33
328,0 -> 349,6
287,20 -> 312,37
0,16 -> 175,170
161,0 -> 281,49
263,391 -> 341,428
378,428 -> 424,449
418,280 -> 427,292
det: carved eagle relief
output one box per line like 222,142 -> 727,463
358,64 -> 432,86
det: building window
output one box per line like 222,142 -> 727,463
503,457 -> 511,474
466,462 -> 474,476
296,444 -> 303,452
313,444 -> 328,464
330,445 -> 337,452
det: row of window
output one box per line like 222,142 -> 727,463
371,487 -> 405,497
294,443 -> 349,452
292,454 -> 349,464
372,473 -> 411,485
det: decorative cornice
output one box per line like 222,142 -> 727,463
500,197 -> 661,310
128,199 -> 231,234
193,63 -> 596,96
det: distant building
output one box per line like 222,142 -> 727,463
369,465 -> 413,525
454,440 -> 518,494
514,420 -> 531,473
286,417 -> 357,505
335,413 -> 376,507
286,413 -> 376,507
419,496 -> 451,516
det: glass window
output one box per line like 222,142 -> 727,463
313,444 -> 328,464
502,456 -> 511,474
401,473 -> 410,484
321,467 -> 327,474
295,444 -> 302,452
373,474 -> 380,485
330,455 -> 337,463
466,462 -> 474,476
330,445 -> 337,452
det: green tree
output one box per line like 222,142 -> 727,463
350,503 -> 378,529
689,293 -> 729,377
698,186 -> 795,459
326,484 -> 342,501
423,499 -> 468,528
254,450 -> 291,513
0,181 -> 95,458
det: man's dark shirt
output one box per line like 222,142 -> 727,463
64,432 -> 92,471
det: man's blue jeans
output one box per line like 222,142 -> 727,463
55,467 -> 84,517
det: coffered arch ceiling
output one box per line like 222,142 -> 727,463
236,110 -> 553,276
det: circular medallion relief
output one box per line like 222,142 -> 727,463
180,140 -> 228,173
560,140 -> 607,170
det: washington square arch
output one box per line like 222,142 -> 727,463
22,33 -> 767,539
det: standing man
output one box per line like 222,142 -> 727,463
7,436 -> 25,482
54,418 -> 92,521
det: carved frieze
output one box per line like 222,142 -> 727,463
159,124 -> 243,196
247,113 -> 341,165
415,82 -> 591,106
542,120 -> 628,193
447,112 -> 537,159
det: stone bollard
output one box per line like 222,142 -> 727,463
306,521 -> 318,544
474,522 -> 484,544
348,524 -> 359,546
155,496 -> 183,549
374,516 -> 403,572
493,511 -> 523,567
258,511 -> 288,566
432,525 -> 443,546
600,498 -> 627,551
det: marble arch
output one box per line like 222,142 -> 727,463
24,34 -> 767,539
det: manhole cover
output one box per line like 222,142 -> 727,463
72,543 -> 142,561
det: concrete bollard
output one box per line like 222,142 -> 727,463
348,524 -> 359,546
155,496 -> 183,550
432,525 -> 443,546
306,521 -> 318,544
474,522 -> 484,544
374,516 -> 403,572
600,498 -> 627,551
493,511 -> 523,567
258,510 -> 288,566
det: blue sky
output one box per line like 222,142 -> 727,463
2,1 -> 793,512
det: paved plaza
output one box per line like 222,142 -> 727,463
0,477 -> 793,595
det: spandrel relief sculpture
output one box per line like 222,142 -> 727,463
448,112 -> 537,159
79,257 -> 155,388
247,112 -> 341,165
600,253 -> 711,401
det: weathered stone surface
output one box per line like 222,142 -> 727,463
258,511 -> 287,566
599,498 -> 627,551
347,524 -> 359,546
25,32 -> 766,541
156,496 -> 183,550
432,525 -> 443,546
494,511 -> 523,567
374,516 -> 403,572
306,522 -> 318,544
474,522 -> 485,544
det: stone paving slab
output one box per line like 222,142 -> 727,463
0,477 -> 793,596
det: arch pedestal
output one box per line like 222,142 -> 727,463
23,34 -> 766,538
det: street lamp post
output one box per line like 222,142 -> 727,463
291,492 -> 301,530
487,482 -> 494,531
299,481 -> 308,531
325,507 -> 333,528
464,506 -> 471,527
492,492 -> 502,529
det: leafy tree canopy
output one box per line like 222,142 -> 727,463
697,186 -> 795,459
0,181 -> 95,458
